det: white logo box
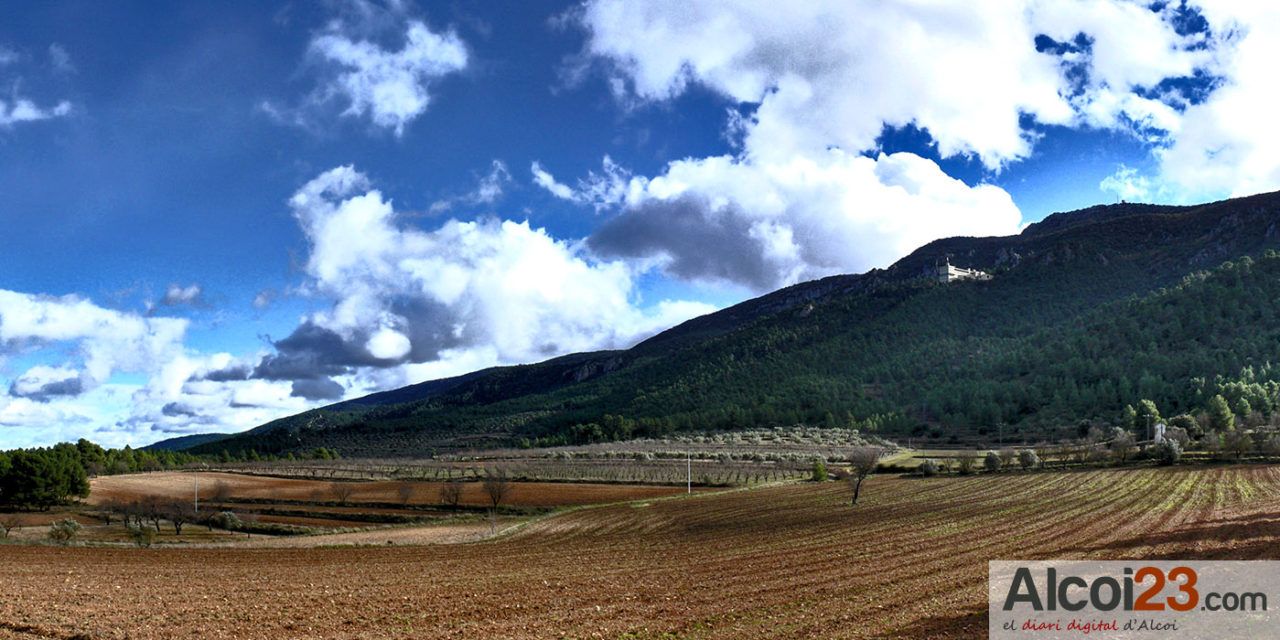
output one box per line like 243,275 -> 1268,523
990,560 -> 1279,639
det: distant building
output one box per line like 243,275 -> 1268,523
935,258 -> 992,283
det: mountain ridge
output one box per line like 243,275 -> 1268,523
169,190 -> 1280,456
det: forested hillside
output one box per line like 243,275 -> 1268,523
187,191 -> 1280,457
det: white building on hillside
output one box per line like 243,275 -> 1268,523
935,258 -> 992,283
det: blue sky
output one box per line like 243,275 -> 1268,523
2,1 -> 1276,448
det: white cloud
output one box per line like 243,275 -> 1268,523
252,290 -> 276,309
531,161 -> 576,200
588,150 -> 1022,291
578,1 -> 1218,167
575,1 -> 1280,201
429,160 -> 511,213
1099,165 -> 1153,202
0,290 -> 238,445
160,283 -> 203,307
0,289 -> 188,388
565,0 -> 1280,290
258,165 -> 716,390
1151,4 -> 1280,198
0,97 -> 71,128
366,327 -> 411,360
530,156 -> 637,211
0,42 -> 74,128
8,365 -> 84,401
306,19 -> 468,135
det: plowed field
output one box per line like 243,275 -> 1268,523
88,472 -> 698,508
4,466 -> 1280,639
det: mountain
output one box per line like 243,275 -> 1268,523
145,432 -> 231,452
190,190 -> 1280,457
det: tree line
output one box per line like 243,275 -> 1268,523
0,439 -> 338,510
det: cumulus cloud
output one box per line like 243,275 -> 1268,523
587,151 -> 1022,290
0,289 -> 188,390
1100,165 -> 1154,202
290,377 -> 346,401
0,290 -> 255,444
269,12 -> 468,135
8,365 -> 85,402
124,353 -> 314,438
559,0 -> 1272,291
252,165 -> 715,390
579,1 -> 1209,168
1150,4 -> 1280,198
585,1 -> 1280,201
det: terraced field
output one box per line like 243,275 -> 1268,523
4,466 -> 1280,638
89,471 -> 701,508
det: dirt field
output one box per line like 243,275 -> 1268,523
88,471 -> 700,508
4,466 -> 1280,638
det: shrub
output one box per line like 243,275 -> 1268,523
1153,439 -> 1182,466
1263,434 -> 1280,460
956,455 -> 976,475
919,459 -> 940,477
1168,414 -> 1202,439
1109,428 -> 1137,464
127,524 -> 156,548
811,459 -> 828,482
208,511 -> 243,531
998,448 -> 1017,469
984,451 -> 1002,473
47,518 -> 81,545
1017,449 -> 1040,471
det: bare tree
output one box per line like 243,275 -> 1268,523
847,447 -> 884,506
141,496 -> 164,532
0,513 -> 21,538
1224,430 -> 1255,461
330,482 -> 355,505
98,499 -> 121,526
165,500 -> 195,535
482,469 -> 513,535
439,479 -> 463,510
126,500 -> 148,529
482,469 -> 512,510
397,483 -> 415,506
1109,428 -> 1136,464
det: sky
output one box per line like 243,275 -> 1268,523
2,0 -> 1278,449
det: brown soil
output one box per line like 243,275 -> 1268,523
88,471 -> 698,508
3,466 -> 1279,638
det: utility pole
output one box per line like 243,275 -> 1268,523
687,452 -> 691,495
193,477 -> 199,513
